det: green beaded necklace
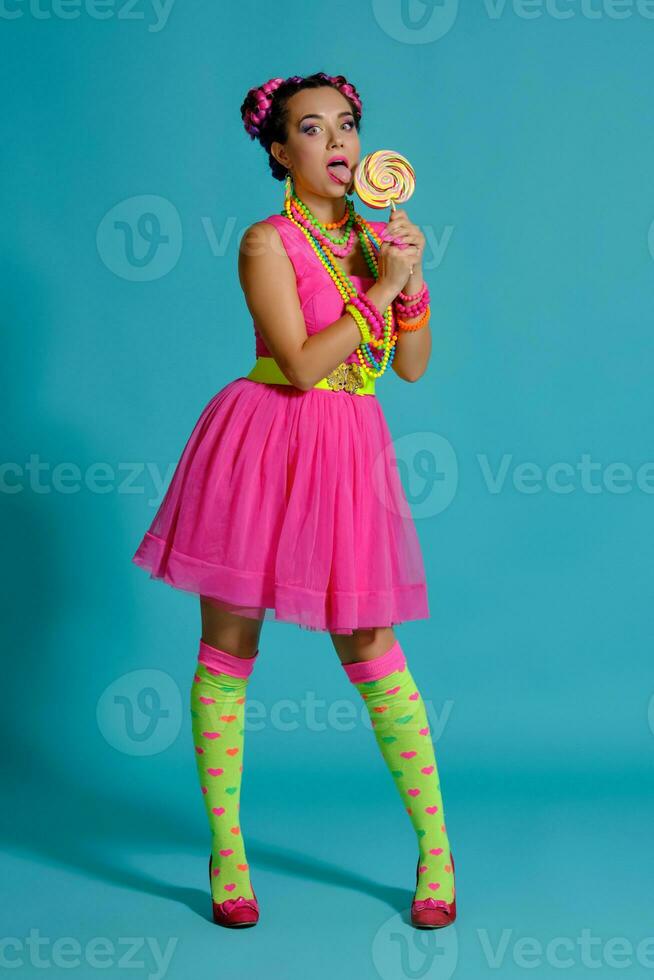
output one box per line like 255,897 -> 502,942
280,193 -> 397,378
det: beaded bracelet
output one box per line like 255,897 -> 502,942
396,306 -> 431,332
394,284 -> 430,318
349,292 -> 385,333
346,303 -> 388,348
395,296 -> 429,319
345,302 -> 372,344
397,282 -> 428,303
394,301 -> 429,319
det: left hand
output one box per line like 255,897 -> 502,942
380,209 -> 425,275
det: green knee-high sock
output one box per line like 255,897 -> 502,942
190,639 -> 258,902
342,639 -> 454,903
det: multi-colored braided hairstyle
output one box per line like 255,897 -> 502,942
240,72 -> 363,181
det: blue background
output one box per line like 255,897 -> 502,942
2,1 -> 653,977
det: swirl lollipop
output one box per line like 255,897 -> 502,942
353,149 -> 416,212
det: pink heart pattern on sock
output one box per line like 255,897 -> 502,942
192,661 -> 254,905
351,655 -> 454,905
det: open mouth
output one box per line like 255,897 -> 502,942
326,157 -> 352,185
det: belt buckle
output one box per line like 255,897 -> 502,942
325,361 -> 364,394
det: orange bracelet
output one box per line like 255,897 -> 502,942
396,305 -> 431,332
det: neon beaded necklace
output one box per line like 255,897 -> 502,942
280,193 -> 397,379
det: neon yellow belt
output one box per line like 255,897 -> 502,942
245,356 -> 376,396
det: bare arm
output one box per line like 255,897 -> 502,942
390,266 -> 432,383
238,221 -> 400,391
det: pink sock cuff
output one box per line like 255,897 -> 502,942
341,639 -> 406,683
198,639 -> 258,679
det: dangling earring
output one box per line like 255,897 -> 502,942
284,170 -> 293,203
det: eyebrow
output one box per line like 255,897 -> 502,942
297,111 -> 354,123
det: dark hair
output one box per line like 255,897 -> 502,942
240,72 -> 363,181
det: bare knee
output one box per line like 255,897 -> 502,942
200,597 -> 263,659
330,626 -> 396,665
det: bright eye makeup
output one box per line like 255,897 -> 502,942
301,118 -> 356,135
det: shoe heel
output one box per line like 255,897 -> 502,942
208,854 -> 259,928
411,850 -> 457,929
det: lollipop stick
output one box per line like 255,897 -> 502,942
386,196 -> 408,249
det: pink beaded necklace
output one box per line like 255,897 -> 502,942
281,193 -> 397,379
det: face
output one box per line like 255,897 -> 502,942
271,86 -> 361,199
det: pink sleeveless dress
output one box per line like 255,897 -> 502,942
131,212 -> 429,634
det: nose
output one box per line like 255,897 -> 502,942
328,126 -> 344,147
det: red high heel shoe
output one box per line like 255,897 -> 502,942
208,855 -> 259,928
411,851 -> 456,929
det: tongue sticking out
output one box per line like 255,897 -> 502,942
327,162 -> 351,184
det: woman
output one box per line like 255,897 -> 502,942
132,71 -> 456,929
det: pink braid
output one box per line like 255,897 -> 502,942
242,73 -> 363,142
242,77 -> 286,140
315,72 -> 363,116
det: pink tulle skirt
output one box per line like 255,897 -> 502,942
131,376 -> 429,634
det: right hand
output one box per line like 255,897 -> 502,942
376,238 -> 419,294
